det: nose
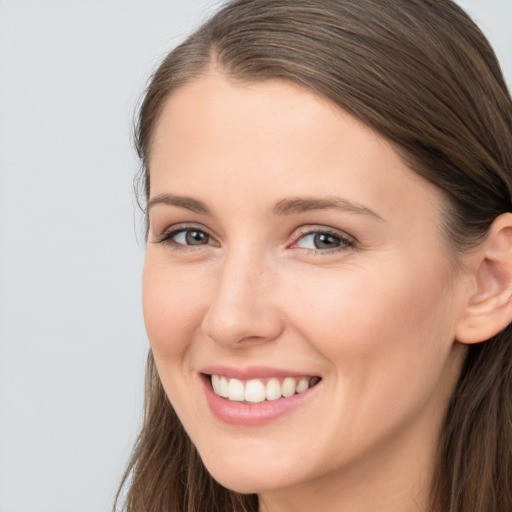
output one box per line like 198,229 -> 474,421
201,252 -> 285,348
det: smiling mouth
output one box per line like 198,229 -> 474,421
207,374 -> 321,403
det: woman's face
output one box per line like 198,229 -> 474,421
143,73 -> 469,503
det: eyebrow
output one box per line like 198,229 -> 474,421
147,194 -> 210,214
272,196 -> 385,221
147,193 -> 385,221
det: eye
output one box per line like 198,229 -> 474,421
154,226 -> 217,248
172,229 -> 210,246
291,228 -> 355,252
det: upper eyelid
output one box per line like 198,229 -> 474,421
155,228 -> 220,250
290,225 -> 356,242
287,226 -> 357,254
153,223 -> 356,247
155,222 -> 216,239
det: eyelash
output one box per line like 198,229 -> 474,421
154,225 -> 214,250
289,228 -> 356,255
154,225 -> 356,255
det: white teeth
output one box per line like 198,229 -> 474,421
266,378 -> 282,401
210,375 -> 319,402
228,378 -> 245,401
218,376 -> 229,398
211,374 -> 220,394
281,377 -> 296,398
245,379 -> 266,403
296,377 -> 309,393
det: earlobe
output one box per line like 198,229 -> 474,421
456,213 -> 512,344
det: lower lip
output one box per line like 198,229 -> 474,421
201,375 -> 320,426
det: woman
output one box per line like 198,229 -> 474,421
116,1 -> 512,511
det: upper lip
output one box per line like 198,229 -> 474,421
200,365 -> 320,380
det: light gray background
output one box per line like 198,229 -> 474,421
0,1 -> 510,511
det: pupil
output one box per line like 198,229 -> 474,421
186,230 -> 208,245
314,233 -> 338,249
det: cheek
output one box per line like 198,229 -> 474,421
142,256 -> 207,360
142,256 -> 213,426
291,271 -> 438,337
285,259 -> 457,393
280,261 -> 461,450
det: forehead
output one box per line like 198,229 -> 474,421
149,72 -> 442,224
150,72 -> 381,166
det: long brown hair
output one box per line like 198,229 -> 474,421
116,1 -> 512,510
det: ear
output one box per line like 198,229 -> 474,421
456,213 -> 512,344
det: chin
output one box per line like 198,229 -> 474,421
200,453 -> 300,494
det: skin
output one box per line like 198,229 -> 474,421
143,72 -> 473,512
